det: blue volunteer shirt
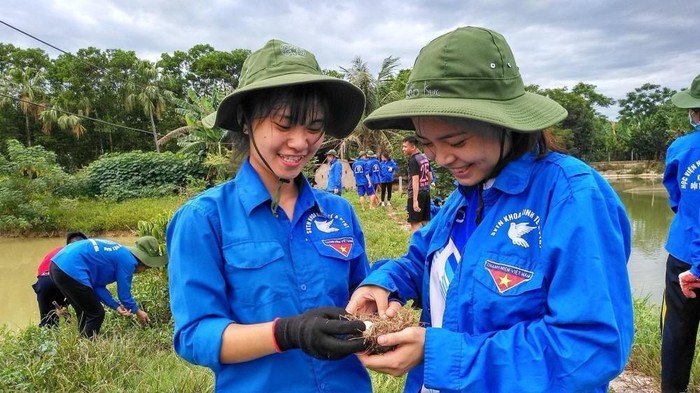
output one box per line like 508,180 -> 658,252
326,157 -> 343,192
362,152 -> 634,393
352,158 -> 369,186
380,159 -> 398,183
663,126 -> 700,275
167,159 -> 371,393
368,157 -> 381,185
52,239 -> 140,312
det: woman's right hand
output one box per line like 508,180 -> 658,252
346,285 -> 401,318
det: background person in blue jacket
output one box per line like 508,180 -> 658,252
167,39 -> 371,392
49,236 -> 167,338
660,73 -> 700,393
325,149 -> 342,195
347,26 -> 634,393
379,152 -> 398,206
366,150 -> 382,207
352,150 -> 374,211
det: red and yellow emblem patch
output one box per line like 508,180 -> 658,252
322,237 -> 354,257
484,260 -> 533,294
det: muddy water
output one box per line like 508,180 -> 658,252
0,235 -> 137,329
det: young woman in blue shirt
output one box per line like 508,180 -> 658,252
347,26 -> 634,393
167,39 -> 371,392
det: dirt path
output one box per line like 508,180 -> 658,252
609,369 -> 658,392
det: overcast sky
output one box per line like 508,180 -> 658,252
2,0 -> 697,119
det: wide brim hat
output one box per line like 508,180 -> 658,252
127,236 -> 168,268
326,149 -> 338,157
203,39 -> 365,139
671,74 -> 700,109
364,26 -> 567,132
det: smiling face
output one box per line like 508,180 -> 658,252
248,103 -> 325,189
412,116 -> 509,187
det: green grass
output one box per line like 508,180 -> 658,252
45,195 -> 186,235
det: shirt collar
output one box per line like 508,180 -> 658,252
457,152 -> 537,197
235,158 -> 321,218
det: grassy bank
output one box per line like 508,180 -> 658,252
0,192 -> 683,392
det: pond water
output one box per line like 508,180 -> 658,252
0,177 -> 673,329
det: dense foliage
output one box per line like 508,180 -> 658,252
84,151 -> 205,200
0,41 -> 693,172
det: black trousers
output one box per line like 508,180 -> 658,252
380,182 -> 393,202
660,254 -> 700,393
49,262 -> 105,338
32,275 -> 69,327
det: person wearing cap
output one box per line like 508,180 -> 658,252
379,152 -> 398,206
48,236 -> 166,337
660,74 -> 700,393
166,39 -> 371,392
325,149 -> 343,195
352,150 -> 374,211
346,26 -> 633,393
32,230 -> 88,328
402,135 -> 433,233
366,150 -> 382,207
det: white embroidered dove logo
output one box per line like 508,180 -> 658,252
508,222 -> 537,248
314,219 -> 339,233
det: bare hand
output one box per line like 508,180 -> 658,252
679,271 -> 700,298
135,309 -> 150,326
346,286 -> 402,319
116,305 -> 132,316
412,202 -> 421,212
357,327 -> 426,376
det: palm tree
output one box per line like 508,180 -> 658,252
125,62 -> 173,152
339,56 -> 404,158
158,89 -> 234,183
0,67 -> 47,146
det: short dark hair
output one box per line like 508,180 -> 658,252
66,230 -> 88,244
402,135 -> 418,146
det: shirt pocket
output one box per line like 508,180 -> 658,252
309,236 -> 363,301
471,252 -> 546,332
222,241 -> 290,308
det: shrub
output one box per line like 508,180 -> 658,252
85,151 -> 206,200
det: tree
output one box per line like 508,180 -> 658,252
125,61 -> 174,152
0,67 -> 47,146
529,83 -> 614,160
340,56 -> 404,158
618,83 -> 678,160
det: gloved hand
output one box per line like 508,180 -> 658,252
273,307 -> 368,360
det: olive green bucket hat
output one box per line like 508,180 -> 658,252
203,39 -> 365,138
364,26 -> 567,132
127,236 -> 168,268
671,74 -> 700,109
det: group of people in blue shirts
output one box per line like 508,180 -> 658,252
343,149 -> 398,210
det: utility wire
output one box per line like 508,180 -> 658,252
0,19 -> 169,136
0,92 -> 155,136
0,19 -> 149,91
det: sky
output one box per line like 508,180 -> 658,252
1,0 -> 697,119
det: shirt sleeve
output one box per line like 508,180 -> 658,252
360,222 -> 433,301
167,203 -> 232,371
690,207 -> 700,277
94,286 -> 119,309
422,180 -> 634,392
663,145 -> 680,213
115,254 -> 139,313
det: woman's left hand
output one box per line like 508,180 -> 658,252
357,327 -> 426,376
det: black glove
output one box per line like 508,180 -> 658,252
274,307 -> 368,360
